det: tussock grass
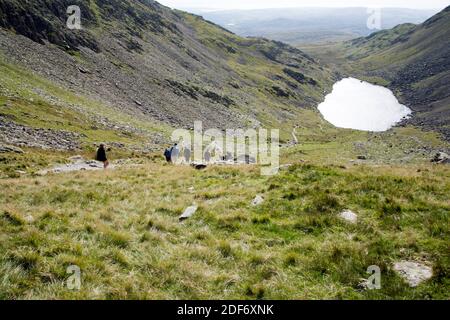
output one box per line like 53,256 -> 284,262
0,160 -> 448,299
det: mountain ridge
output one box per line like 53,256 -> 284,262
0,0 -> 334,151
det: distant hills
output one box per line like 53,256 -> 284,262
194,7 -> 439,45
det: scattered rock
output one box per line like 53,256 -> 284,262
354,142 -> 367,150
0,116 -> 80,151
431,152 -> 450,164
87,160 -> 101,167
0,144 -> 24,153
37,160 -> 106,175
339,210 -> 358,224
77,66 -> 91,74
393,261 -> 433,287
358,278 -> 375,291
278,164 -> 293,171
191,163 -> 207,170
35,170 -> 48,176
251,195 -> 264,206
68,155 -> 84,163
270,85 -> 290,98
179,205 -> 198,221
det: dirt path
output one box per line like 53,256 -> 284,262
37,156 -> 112,175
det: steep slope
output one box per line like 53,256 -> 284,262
305,6 -> 450,140
0,0 -> 334,151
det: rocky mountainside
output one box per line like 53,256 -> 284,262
0,0 -> 334,151
341,6 -> 450,140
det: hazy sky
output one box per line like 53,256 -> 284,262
158,0 -> 450,10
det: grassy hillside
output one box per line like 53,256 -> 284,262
300,6 -> 450,141
0,159 -> 449,299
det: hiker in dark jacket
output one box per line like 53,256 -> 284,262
96,144 -> 109,169
164,147 -> 172,163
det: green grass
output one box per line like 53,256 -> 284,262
0,159 -> 448,299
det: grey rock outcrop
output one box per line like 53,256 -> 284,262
431,152 -> 450,164
0,116 -> 80,151
393,261 -> 433,287
179,205 -> 198,221
339,210 -> 358,224
0,144 -> 24,153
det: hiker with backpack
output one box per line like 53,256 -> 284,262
164,143 -> 180,164
164,147 -> 172,163
96,144 -> 109,169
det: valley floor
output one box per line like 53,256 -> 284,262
0,154 -> 448,299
